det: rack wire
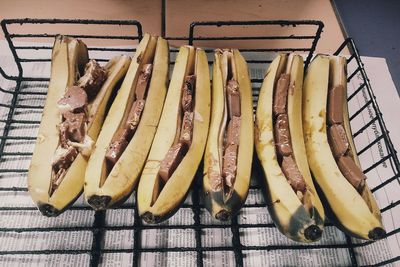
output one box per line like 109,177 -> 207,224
0,18 -> 399,267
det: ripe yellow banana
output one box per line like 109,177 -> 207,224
28,35 -> 131,216
137,45 -> 210,223
303,54 -> 385,240
85,34 -> 169,210
255,53 -> 325,242
203,49 -> 253,221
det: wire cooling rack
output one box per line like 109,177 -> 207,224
0,18 -> 399,267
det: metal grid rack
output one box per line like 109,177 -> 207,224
0,18 -> 399,267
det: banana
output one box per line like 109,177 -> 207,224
255,53 -> 325,242
203,49 -> 253,221
28,36 -> 131,216
303,54 -> 385,240
137,46 -> 210,223
85,34 -> 169,210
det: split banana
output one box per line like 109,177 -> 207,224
137,45 -> 210,223
303,54 -> 385,240
85,34 -> 169,210
28,35 -> 131,216
203,49 -> 253,221
255,54 -> 325,242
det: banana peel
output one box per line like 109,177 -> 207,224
203,49 -> 254,221
28,36 -> 131,216
137,46 -> 210,223
255,53 -> 325,242
84,34 -> 169,210
303,54 -> 385,240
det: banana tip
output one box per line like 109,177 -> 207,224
215,210 -> 231,221
38,204 -> 60,217
368,227 -> 386,240
304,225 -> 322,241
87,195 -> 111,210
142,212 -> 161,224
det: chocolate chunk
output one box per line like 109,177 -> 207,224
209,171 -> 224,192
52,147 -> 79,173
158,143 -> 188,183
77,60 -> 107,100
105,137 -> 129,169
103,64 -> 153,176
51,147 -> 79,193
226,116 -> 241,146
337,156 -> 366,193
273,73 -> 290,115
59,122 -> 69,148
223,144 -> 238,188
63,112 -> 86,138
227,79 -> 241,118
57,86 -> 88,114
223,115 -> 241,189
51,168 -> 66,194
60,112 -> 87,146
274,113 -> 292,156
327,85 -> 344,125
105,98 -> 147,173
328,124 -> 349,158
179,111 -> 194,146
182,75 -> 196,112
135,64 -> 153,100
113,127 -> 132,143
282,156 -> 306,193
126,100 -> 145,132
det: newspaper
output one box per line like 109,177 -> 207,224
0,41 -> 399,266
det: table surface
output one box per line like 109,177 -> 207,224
0,0 -> 398,95
0,0 -> 345,52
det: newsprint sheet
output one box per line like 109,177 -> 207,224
0,41 -> 399,266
